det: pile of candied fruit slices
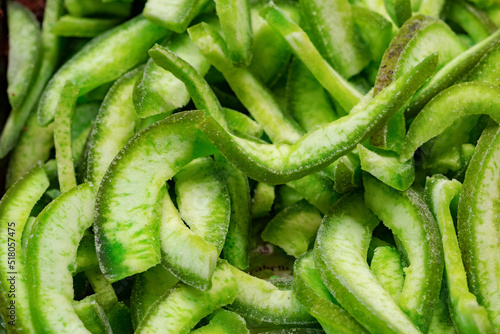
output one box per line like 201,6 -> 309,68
2,0 -> 500,333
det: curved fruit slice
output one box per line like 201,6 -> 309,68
135,260 -> 237,334
73,295 -> 112,334
425,175 -> 494,333
358,144 -> 414,191
37,15 -> 168,126
401,82 -> 500,161
370,246 -> 405,304
133,33 -> 210,118
315,191 -> 420,334
299,0 -> 369,78
448,0 -> 498,44
7,1 -> 41,110
227,265 -> 316,325
54,82 -> 79,193
0,163 -> 49,333
458,122 -> 500,328
215,0 -> 253,66
94,114 -> 216,282
293,252 -> 367,334
158,188 -> 218,290
372,14 -> 466,152
405,29 -> 500,119
174,157 -> 230,253
416,36 -> 500,175
26,184 -> 95,333
261,200 -> 322,258
363,174 -> 443,333
143,0 -> 210,33
375,15 -> 465,94
84,67 -> 142,187
260,3 -> 363,111
216,155 -> 251,270
191,309 -> 249,334
130,264 -> 179,328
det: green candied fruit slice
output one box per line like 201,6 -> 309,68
405,29 -> 500,119
383,0 -> 411,27
54,81 -> 79,193
293,252 -> 367,334
370,246 -> 405,304
298,0 -> 370,78
73,295 -> 112,334
251,182 -> 275,218
133,33 -> 211,118
84,67 -> 142,187
425,175 -> 494,333
191,309 -> 249,334
37,15 -> 168,126
64,0 -> 132,18
448,0 -> 498,44
130,264 -> 179,328
363,174 -> 443,333
227,265 -> 316,325
458,122 -> 500,328
0,163 -> 49,333
188,21 -> 304,145
215,0 -> 253,67
315,191 -> 420,334
372,14 -> 465,152
51,16 -> 122,38
105,302 -> 134,334
174,157 -> 230,254
358,144 -> 415,191
222,108 -> 263,139
401,82 -> 500,161
261,200 -> 322,258
135,260 -> 238,334
143,0 -> 210,34
94,113 -> 216,283
249,1 -> 299,85
216,155 -> 251,270
351,5 -> 393,63
6,1 -> 41,110
74,235 -> 99,274
159,187 -> 218,290
260,2 -> 363,112
84,267 -> 118,311
26,184 -> 95,333
286,58 -> 339,133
